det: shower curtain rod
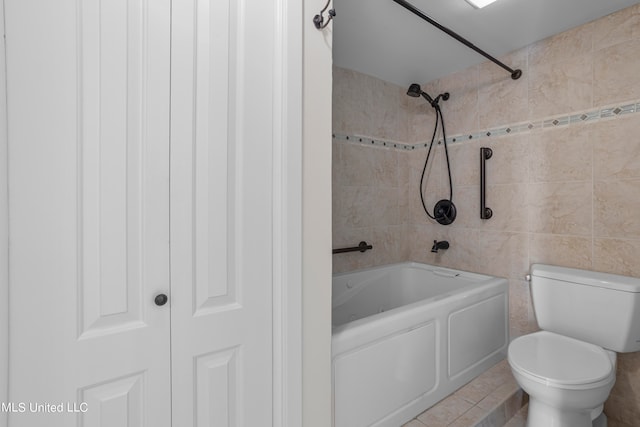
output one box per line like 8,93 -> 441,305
391,0 -> 522,80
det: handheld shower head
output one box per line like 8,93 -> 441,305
407,83 -> 422,98
406,83 -> 435,105
406,83 -> 451,110
411,83 -> 455,225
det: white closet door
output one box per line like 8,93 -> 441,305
170,0 -> 275,425
5,1 -> 171,426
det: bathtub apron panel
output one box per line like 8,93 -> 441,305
332,262 -> 508,427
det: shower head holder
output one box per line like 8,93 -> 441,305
406,83 -> 449,109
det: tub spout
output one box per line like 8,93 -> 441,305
431,240 -> 449,253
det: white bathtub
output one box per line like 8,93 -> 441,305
332,262 -> 509,427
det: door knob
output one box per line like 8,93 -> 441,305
154,293 -> 168,306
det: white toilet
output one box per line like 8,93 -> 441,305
508,264 -> 640,427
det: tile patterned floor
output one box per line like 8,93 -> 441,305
503,405 -> 527,427
402,359 -> 526,427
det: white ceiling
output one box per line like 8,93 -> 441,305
332,0 -> 640,87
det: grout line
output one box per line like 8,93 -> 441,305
408,361 -> 524,427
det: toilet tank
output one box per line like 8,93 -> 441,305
531,264 -> 640,352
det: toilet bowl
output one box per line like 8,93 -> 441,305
507,265 -> 640,427
508,331 -> 615,427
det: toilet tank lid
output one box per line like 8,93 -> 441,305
531,264 -> 640,293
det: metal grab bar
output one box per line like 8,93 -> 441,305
332,241 -> 373,254
480,147 -> 493,220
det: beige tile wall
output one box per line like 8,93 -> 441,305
332,140 -> 410,272
332,4 -> 640,425
332,66 -> 413,274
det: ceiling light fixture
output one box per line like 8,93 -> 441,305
464,0 -> 498,9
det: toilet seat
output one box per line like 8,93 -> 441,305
508,331 -> 614,388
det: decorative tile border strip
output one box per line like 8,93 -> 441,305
333,100 -> 640,151
332,133 -> 416,150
